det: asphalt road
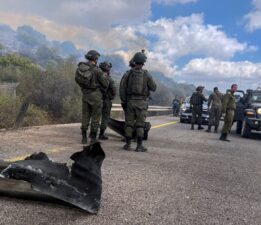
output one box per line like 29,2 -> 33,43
0,116 -> 260,225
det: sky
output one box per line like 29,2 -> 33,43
0,0 -> 261,91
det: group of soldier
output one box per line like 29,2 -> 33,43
75,48 -> 237,150
189,84 -> 238,142
75,49 -> 156,152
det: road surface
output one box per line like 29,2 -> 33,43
0,116 -> 260,225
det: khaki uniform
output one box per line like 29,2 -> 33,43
222,91 -> 236,133
120,68 -> 156,138
100,76 -> 116,131
208,91 -> 222,128
76,62 -> 109,134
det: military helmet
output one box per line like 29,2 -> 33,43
129,58 -> 135,68
196,86 -> 204,91
99,61 -> 111,72
133,52 -> 147,64
85,50 -> 100,60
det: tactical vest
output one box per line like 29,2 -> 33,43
126,69 -> 149,99
190,92 -> 203,105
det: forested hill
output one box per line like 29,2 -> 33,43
0,24 -> 196,106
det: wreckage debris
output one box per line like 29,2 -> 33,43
0,142 -> 105,214
108,118 -> 151,140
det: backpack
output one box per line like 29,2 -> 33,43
126,70 -> 147,96
75,63 -> 95,89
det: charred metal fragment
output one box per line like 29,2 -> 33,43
107,118 -> 151,140
1,142 -> 105,213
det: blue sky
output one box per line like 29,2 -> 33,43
0,0 -> 260,91
151,0 -> 260,62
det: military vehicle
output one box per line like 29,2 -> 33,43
235,89 -> 261,138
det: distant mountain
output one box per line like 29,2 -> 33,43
0,24 -> 81,59
0,23 -> 197,104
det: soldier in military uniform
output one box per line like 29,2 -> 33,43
98,62 -> 116,140
190,86 -> 207,130
206,87 -> 223,133
220,84 -> 238,142
120,51 -> 156,152
75,50 -> 109,144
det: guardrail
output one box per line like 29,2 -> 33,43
111,104 -> 173,116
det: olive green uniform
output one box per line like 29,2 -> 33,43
190,92 -> 207,127
120,68 -> 156,139
76,62 -> 109,134
208,91 -> 222,128
222,91 -> 236,134
100,76 -> 116,131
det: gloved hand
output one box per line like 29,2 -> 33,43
190,105 -> 193,110
121,102 -> 127,110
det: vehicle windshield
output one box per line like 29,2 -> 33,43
251,92 -> 261,103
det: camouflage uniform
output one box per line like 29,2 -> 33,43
99,74 -> 116,139
75,59 -> 109,144
207,91 -> 222,132
190,88 -> 207,129
221,91 -> 236,134
120,66 -> 156,151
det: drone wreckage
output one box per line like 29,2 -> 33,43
0,142 -> 105,214
0,118 -> 152,213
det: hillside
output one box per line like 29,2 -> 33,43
0,23 -> 196,105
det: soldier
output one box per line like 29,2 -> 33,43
120,51 -> 156,152
190,86 -> 207,130
75,50 -> 109,144
172,96 -> 181,116
220,84 -> 238,142
98,62 -> 116,140
206,87 -> 223,133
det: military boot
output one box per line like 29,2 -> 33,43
206,125 -> 211,132
219,133 -> 230,142
81,129 -> 87,144
198,126 -> 204,130
191,124 -> 194,130
214,126 -> 218,133
99,129 -> 108,140
135,138 -> 148,152
123,137 -> 131,151
90,132 -> 97,145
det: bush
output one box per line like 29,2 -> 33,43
61,96 -> 82,123
22,104 -> 50,127
0,95 -> 20,129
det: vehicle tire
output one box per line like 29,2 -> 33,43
236,121 -> 242,134
241,119 -> 252,138
180,118 -> 184,123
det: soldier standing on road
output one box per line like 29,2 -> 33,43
172,96 -> 181,116
206,87 -> 223,133
98,62 -> 116,140
220,84 -> 238,142
120,51 -> 156,152
190,86 -> 207,130
75,50 -> 109,145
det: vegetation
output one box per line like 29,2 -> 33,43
0,49 -> 194,129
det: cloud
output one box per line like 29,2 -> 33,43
244,0 -> 261,32
0,0 -> 151,30
154,0 -> 197,5
139,14 -> 248,60
118,14 -> 251,77
176,57 -> 261,91
0,1 -> 258,90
